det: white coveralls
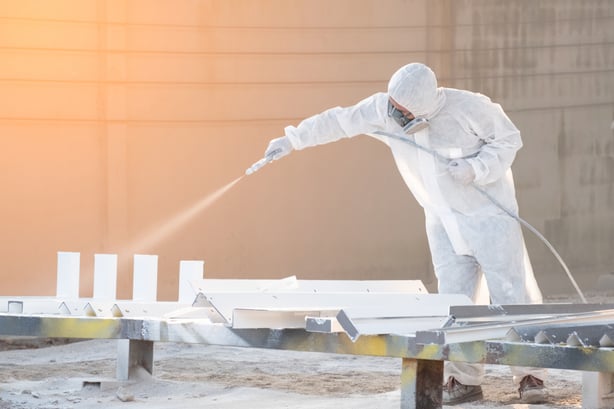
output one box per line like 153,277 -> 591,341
283,64 -> 545,386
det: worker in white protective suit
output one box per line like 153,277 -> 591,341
258,62 -> 547,405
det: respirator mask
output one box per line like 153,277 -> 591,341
387,100 -> 429,135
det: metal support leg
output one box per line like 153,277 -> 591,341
583,372 -> 614,409
117,339 -> 154,381
400,358 -> 443,409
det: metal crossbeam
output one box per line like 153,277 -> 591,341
0,297 -> 64,314
2,313 -> 614,373
416,309 -> 614,344
450,303 -> 614,318
1,297 -> 199,318
507,323 -> 614,347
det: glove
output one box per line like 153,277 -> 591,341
264,136 -> 293,160
447,159 -> 475,185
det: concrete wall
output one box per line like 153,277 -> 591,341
445,0 -> 614,294
0,0 -> 612,299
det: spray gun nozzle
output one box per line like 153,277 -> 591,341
245,148 -> 282,176
245,157 -> 272,176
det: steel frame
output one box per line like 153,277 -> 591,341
9,252 -> 613,408
1,313 -> 614,409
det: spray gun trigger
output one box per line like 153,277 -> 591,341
266,148 -> 282,160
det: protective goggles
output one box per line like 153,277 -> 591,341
387,100 -> 429,134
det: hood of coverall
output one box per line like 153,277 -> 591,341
387,63 -> 446,119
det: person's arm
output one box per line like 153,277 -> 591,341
284,93 -> 386,150
464,95 -> 523,185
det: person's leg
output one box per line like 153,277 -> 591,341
426,217 -> 485,388
470,215 -> 541,305
470,215 -> 547,401
444,362 -> 485,386
427,216 -> 483,302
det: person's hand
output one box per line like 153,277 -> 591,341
447,159 -> 475,185
265,136 -> 293,160
246,136 -> 294,175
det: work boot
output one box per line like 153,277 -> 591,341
443,376 -> 483,405
518,375 -> 547,403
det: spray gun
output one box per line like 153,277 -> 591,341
245,148 -> 282,176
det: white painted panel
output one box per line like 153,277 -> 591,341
93,254 -> 118,300
232,308 -> 338,329
295,280 -> 427,294
193,278 -> 427,294
111,301 -> 194,318
132,254 -> 158,302
193,277 -> 298,293
197,292 -> 472,324
350,316 -> 452,338
56,251 -> 80,299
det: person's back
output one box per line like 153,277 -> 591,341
387,87 -> 521,217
